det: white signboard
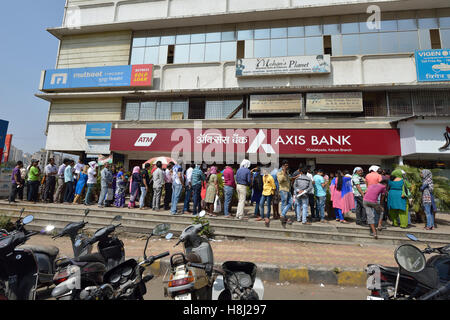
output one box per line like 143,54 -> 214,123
236,55 -> 331,77
306,92 -> 363,113
250,94 -> 302,113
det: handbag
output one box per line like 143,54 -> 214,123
213,195 -> 222,213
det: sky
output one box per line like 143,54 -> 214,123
0,0 -> 66,154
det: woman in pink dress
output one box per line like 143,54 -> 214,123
330,170 -> 355,223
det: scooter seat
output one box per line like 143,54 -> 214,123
75,253 -> 105,264
19,245 -> 60,258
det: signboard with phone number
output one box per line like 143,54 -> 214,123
42,64 -> 153,90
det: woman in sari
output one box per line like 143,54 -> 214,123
114,167 -> 127,208
330,170 -> 355,223
128,166 -> 142,209
420,169 -> 435,230
73,165 -> 89,204
388,169 -> 409,229
204,166 -> 219,217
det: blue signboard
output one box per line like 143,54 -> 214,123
415,49 -> 450,82
86,123 -> 112,140
0,120 -> 9,149
42,64 -> 153,90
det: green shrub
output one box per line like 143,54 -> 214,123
192,215 -> 214,239
0,216 -> 15,232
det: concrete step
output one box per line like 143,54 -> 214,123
1,203 -> 448,247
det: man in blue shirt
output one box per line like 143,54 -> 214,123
63,160 -> 75,204
235,159 -> 251,220
191,164 -> 206,216
313,169 -> 327,223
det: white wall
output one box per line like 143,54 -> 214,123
46,123 -> 89,152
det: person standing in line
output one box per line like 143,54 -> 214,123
63,160 -> 75,204
84,161 -> 98,206
98,163 -> 113,208
223,165 -> 236,218
420,169 -> 435,230
128,166 -> 141,209
352,167 -> 368,226
9,161 -> 24,204
330,170 -> 355,223
183,163 -> 194,215
250,165 -> 262,216
114,167 -> 127,208
363,179 -> 388,239
190,163 -> 205,216
235,159 -> 251,220
164,162 -> 175,210
18,164 -> 27,201
313,169 -> 327,223
366,165 -> 382,187
306,166 -> 316,222
257,168 -> 276,227
293,167 -> 314,225
277,160 -> 293,224
73,165 -> 89,204
54,159 -> 69,203
387,169 -> 409,229
170,162 -> 184,215
204,166 -> 219,217
152,161 -> 165,211
139,163 -> 151,210
270,166 -> 281,220
27,160 -> 41,203
43,158 -> 57,203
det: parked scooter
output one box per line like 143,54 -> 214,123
0,212 -> 57,300
164,211 -> 264,300
52,209 -> 92,259
51,215 -> 125,300
79,224 -> 173,300
366,233 -> 450,300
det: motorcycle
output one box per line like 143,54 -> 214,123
51,215 -> 125,300
164,211 -> 264,300
366,233 -> 450,300
0,212 -> 57,300
79,223 -> 173,300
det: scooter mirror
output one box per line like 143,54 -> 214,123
22,215 -> 34,225
406,234 -> 419,242
165,233 -> 174,240
198,210 -> 206,218
394,244 -> 426,273
153,223 -> 171,236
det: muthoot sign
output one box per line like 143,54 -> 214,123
236,55 -> 331,77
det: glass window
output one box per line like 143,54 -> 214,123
133,37 -> 146,47
305,36 -> 323,55
440,17 -> 450,28
176,33 -> 191,44
342,34 -> 360,55
255,28 -> 271,39
205,42 -> 221,62
221,41 -> 237,61
174,44 -> 190,63
205,99 -> 243,119
288,38 -> 305,56
341,15 -> 360,34
146,36 -> 160,46
398,31 -> 419,52
190,43 -> 205,63
360,33 -> 379,54
237,23 -> 254,40
125,102 -> 139,120
441,29 -> 450,48
254,39 -> 271,57
156,102 -> 172,120
434,91 -> 450,115
379,32 -> 399,53
397,13 -> 417,31
304,18 -> 322,36
288,25 -> 304,38
271,38 -> 287,57
388,92 -> 412,116
144,46 -> 159,64
191,33 -> 206,43
271,27 -> 287,39
323,16 -> 340,35
139,101 -> 156,120
159,45 -> 168,64
221,30 -> 236,41
160,35 -> 175,45
380,13 -> 398,32
419,18 -> 438,29
206,32 -> 221,42
412,91 -> 436,115
130,47 -> 145,64
171,101 -> 189,119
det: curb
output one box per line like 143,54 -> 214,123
147,259 -> 368,287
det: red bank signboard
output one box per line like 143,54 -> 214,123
110,128 -> 401,156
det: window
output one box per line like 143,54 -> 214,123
254,39 -> 270,57
124,102 -> 139,120
397,31 -> 419,52
144,46 -> 159,64
130,47 -> 145,64
304,17 -> 322,36
174,44 -> 190,63
287,38 -> 304,56
221,41 -> 237,61
341,15 -> 360,34
342,34 -> 360,55
190,43 -> 205,63
379,32 -> 398,53
271,38 -> 287,57
363,92 -> 387,117
440,29 -> 450,49
139,101 -> 156,120
205,43 -> 221,62
430,29 -> 441,49
323,16 -> 340,35
205,98 -> 243,119
323,35 -> 332,55
360,33 -> 379,54
305,36 -> 323,55
125,100 -> 188,120
388,92 -> 412,115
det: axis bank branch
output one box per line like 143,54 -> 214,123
110,127 -> 401,171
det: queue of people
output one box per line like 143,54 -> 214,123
7,158 -> 438,239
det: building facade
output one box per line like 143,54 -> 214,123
37,0 -> 450,172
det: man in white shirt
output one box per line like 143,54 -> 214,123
84,161 -> 98,206
306,166 -> 317,221
44,158 -> 58,203
152,161 -> 165,211
183,163 -> 194,214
